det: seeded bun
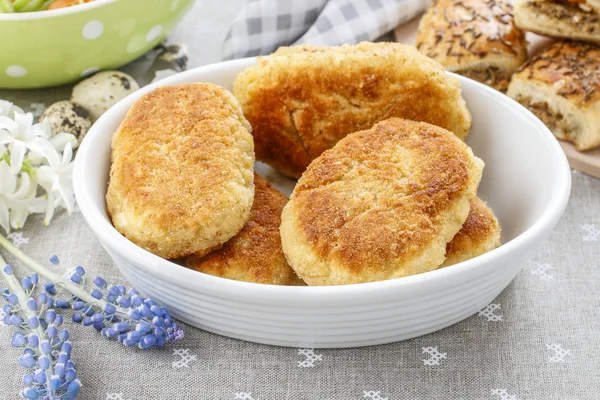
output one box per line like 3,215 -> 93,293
416,0 -> 527,92
514,0 -> 600,45
507,40 -> 600,150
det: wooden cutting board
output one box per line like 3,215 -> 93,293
394,16 -> 600,179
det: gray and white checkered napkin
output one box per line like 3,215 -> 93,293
222,0 -> 430,60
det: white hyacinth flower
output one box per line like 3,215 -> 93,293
0,102 -> 77,233
33,142 -> 75,224
0,100 -> 23,118
0,160 -> 38,232
0,112 -> 49,174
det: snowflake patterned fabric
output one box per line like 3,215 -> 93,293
1,6 -> 600,397
297,348 -> 322,368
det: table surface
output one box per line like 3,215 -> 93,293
1,2 -> 600,399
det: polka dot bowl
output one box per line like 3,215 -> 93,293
0,0 -> 194,89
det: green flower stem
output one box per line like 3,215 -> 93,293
0,233 -> 130,318
0,253 -> 53,397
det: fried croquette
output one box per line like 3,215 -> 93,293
280,118 -> 484,286
233,42 -> 473,178
106,83 -> 255,259
183,174 -> 304,286
441,197 -> 502,268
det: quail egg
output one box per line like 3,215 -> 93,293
71,71 -> 139,121
39,100 -> 92,147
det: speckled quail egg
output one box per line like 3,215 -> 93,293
70,71 -> 139,121
39,100 -> 92,146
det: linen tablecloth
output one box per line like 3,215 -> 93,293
1,1 -> 600,398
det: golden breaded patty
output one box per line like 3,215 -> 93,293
233,42 -> 473,178
183,174 -> 304,286
106,83 -> 255,259
280,118 -> 484,286
440,197 -> 502,268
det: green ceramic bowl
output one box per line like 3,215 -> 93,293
0,0 -> 194,89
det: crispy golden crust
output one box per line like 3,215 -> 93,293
106,83 -> 255,259
233,42 -> 472,179
416,0 -> 527,91
280,118 -> 484,286
507,40 -> 600,150
183,175 -> 304,286
514,0 -> 600,44
441,197 -> 502,267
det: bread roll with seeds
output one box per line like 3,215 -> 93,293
107,83 -> 255,259
280,118 -> 484,286
440,197 -> 502,268
233,42 -> 472,179
183,174 -> 304,286
416,0 -> 527,92
514,0 -> 600,44
507,40 -> 600,150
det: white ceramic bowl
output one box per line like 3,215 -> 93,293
73,57 -> 571,348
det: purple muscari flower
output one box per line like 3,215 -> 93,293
21,277 -> 32,290
27,334 -> 39,347
40,340 -> 51,354
38,355 -> 50,370
91,289 -> 103,300
67,379 -> 81,394
26,298 -> 37,311
11,332 -> 26,348
44,282 -> 56,295
19,354 -> 35,368
1,270 -> 80,400
4,265 -> 13,274
49,375 -> 61,391
70,273 -> 82,284
30,273 -> 38,285
49,255 -> 60,265
108,285 -> 120,296
55,362 -> 65,378
22,387 -> 38,399
61,341 -> 72,355
65,368 -> 76,382
22,374 -> 34,385
72,300 -> 85,310
34,369 -> 46,384
27,316 -> 39,328
117,295 -> 131,308
55,299 -> 70,308
75,266 -> 85,276
93,276 -> 106,288
45,309 -> 56,323
8,293 -> 18,304
47,324 -> 58,338
103,303 -> 116,315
